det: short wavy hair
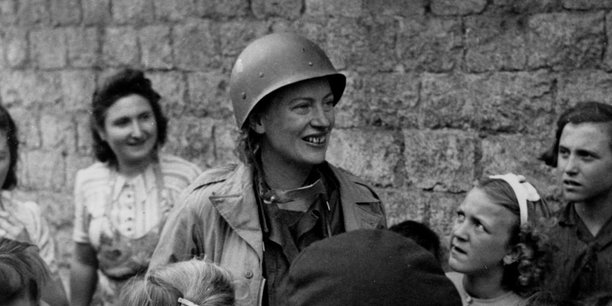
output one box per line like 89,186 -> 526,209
0,238 -> 50,303
540,101 -> 612,167
90,68 -> 168,166
119,259 -> 235,306
0,104 -> 18,190
477,177 -> 555,297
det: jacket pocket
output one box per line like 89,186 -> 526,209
354,202 -> 385,229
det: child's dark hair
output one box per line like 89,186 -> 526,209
540,101 -> 612,167
0,238 -> 50,303
389,220 -> 442,263
0,104 -> 18,190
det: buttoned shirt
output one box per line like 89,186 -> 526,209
546,203 -> 612,301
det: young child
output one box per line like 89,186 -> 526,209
118,259 -> 235,306
447,174 -> 554,306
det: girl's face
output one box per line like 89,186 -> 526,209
253,78 -> 335,169
449,188 -> 517,277
0,131 -> 11,189
98,94 -> 158,171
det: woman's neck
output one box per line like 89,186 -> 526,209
463,269 -> 508,300
259,150 -> 312,190
575,191 -> 612,236
116,157 -> 154,178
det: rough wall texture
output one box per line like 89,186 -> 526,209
0,0 -> 608,286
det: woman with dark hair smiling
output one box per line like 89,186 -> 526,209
70,69 -> 201,306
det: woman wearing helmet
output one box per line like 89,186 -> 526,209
150,32 -> 386,306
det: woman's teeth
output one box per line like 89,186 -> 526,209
304,136 -> 325,144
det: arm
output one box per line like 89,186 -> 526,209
70,242 -> 99,306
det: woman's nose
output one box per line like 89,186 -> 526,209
130,121 -> 143,137
311,104 -> 332,128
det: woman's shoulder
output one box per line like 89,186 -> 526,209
3,194 -> 43,223
75,162 -> 111,189
159,154 -> 202,181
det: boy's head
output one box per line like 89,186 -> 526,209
0,239 -> 50,306
389,220 -> 442,263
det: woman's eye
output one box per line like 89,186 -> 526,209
323,100 -> 335,111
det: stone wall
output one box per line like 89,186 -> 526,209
0,0 -> 610,288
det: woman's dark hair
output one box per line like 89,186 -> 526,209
540,101 -> 612,167
0,104 -> 18,190
90,68 -> 167,166
477,177 -> 554,297
0,238 -> 50,304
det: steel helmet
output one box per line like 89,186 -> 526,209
230,32 -> 346,128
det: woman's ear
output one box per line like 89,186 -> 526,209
249,114 -> 266,135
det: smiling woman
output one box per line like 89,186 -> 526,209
69,69 -> 202,306
149,33 -> 387,306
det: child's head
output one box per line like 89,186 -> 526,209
449,174 -> 553,297
119,259 -> 235,306
0,238 -> 50,305
389,220 -> 442,263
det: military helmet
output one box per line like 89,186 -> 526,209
229,32 -> 346,128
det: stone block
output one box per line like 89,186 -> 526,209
66,27 -> 99,68
252,0 -> 302,19
420,71 -> 556,134
82,0 -> 110,24
111,0 -> 154,24
364,0 -> 425,17
336,71 -> 419,129
31,28 -> 67,69
0,70 -> 62,109
40,112 -> 76,152
397,17 -> 463,72
431,0 -> 486,16
195,0 -> 249,18
310,17 -> 398,72
481,134 -> 559,197
557,69 -> 612,107
16,0 -> 49,25
213,120 -> 240,167
20,149 -> 66,191
377,187 -> 428,227
327,128 -> 402,187
153,0 -> 194,21
164,116 -> 216,168
139,25 -> 173,69
102,27 -> 139,66
0,0 -> 17,24
172,21 -> 221,71
605,12 -> 612,69
217,21 -> 268,65
146,71 -> 187,117
562,0 -> 612,9
50,0 -> 81,25
60,70 -> 95,111
527,12 -> 604,70
186,71 -> 232,119
74,111 -> 93,154
403,129 -> 479,193
465,15 -> 528,72
3,28 -> 27,68
6,105 -> 41,149
306,0 -> 363,17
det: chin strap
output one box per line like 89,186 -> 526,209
489,173 -> 541,226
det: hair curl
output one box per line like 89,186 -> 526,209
540,101 -> 612,167
0,104 -> 18,190
0,238 -> 50,303
477,177 -> 555,297
118,259 -> 235,306
90,68 -> 168,166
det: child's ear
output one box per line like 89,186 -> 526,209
503,246 -> 520,265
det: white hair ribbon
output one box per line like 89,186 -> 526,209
489,173 -> 541,226
178,297 -> 199,306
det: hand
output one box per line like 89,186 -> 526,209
0,210 -> 31,242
